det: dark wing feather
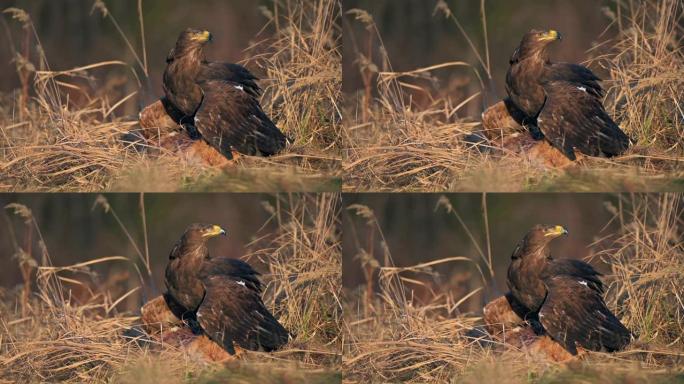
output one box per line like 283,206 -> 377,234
539,275 -> 631,355
544,63 -> 604,98
199,62 -> 261,98
197,275 -> 289,354
194,80 -> 287,157
538,81 -> 630,159
544,258 -> 604,294
202,258 -> 263,293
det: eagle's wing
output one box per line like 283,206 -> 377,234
544,259 -> 604,294
202,258 -> 263,293
197,275 -> 289,354
545,63 -> 604,98
537,81 -> 630,160
194,80 -> 287,157
539,275 -> 631,355
199,62 -> 261,97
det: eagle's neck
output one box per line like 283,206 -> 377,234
181,242 -> 209,262
165,240 -> 208,312
518,243 -> 552,275
174,49 -> 203,79
508,243 -> 551,312
173,240 -> 209,271
519,53 -> 548,74
164,47 -> 205,116
536,49 -> 550,63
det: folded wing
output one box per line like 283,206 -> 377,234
199,62 -> 261,98
544,258 -> 604,294
538,81 -> 629,159
545,63 -> 604,98
197,275 -> 290,354
202,258 -> 263,293
194,80 -> 287,157
539,275 -> 631,354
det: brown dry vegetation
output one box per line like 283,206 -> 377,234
0,0 -> 341,192
0,193 -> 341,383
343,0 -> 684,192
343,193 -> 684,383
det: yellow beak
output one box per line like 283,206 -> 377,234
191,30 -> 212,42
544,225 -> 568,237
539,30 -> 561,42
202,225 -> 226,238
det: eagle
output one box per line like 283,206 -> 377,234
163,28 -> 287,158
164,223 -> 290,354
506,29 -> 630,160
506,224 -> 631,355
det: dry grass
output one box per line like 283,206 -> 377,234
343,193 -> 684,383
343,0 -> 684,192
0,0 -> 341,192
0,193 -> 341,383
245,193 -> 342,367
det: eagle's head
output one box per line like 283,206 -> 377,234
525,224 -> 568,247
172,28 -> 213,57
515,224 -> 566,254
513,224 -> 568,261
182,223 -> 227,244
528,29 -> 562,44
181,28 -> 213,43
511,29 -> 561,62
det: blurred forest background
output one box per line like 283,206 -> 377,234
343,193 -> 625,312
0,193 -> 281,310
0,0 -> 278,114
343,0 -> 619,116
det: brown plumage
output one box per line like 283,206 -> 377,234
164,223 -> 289,355
506,29 -> 630,160
506,224 -> 631,355
163,28 -> 287,158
